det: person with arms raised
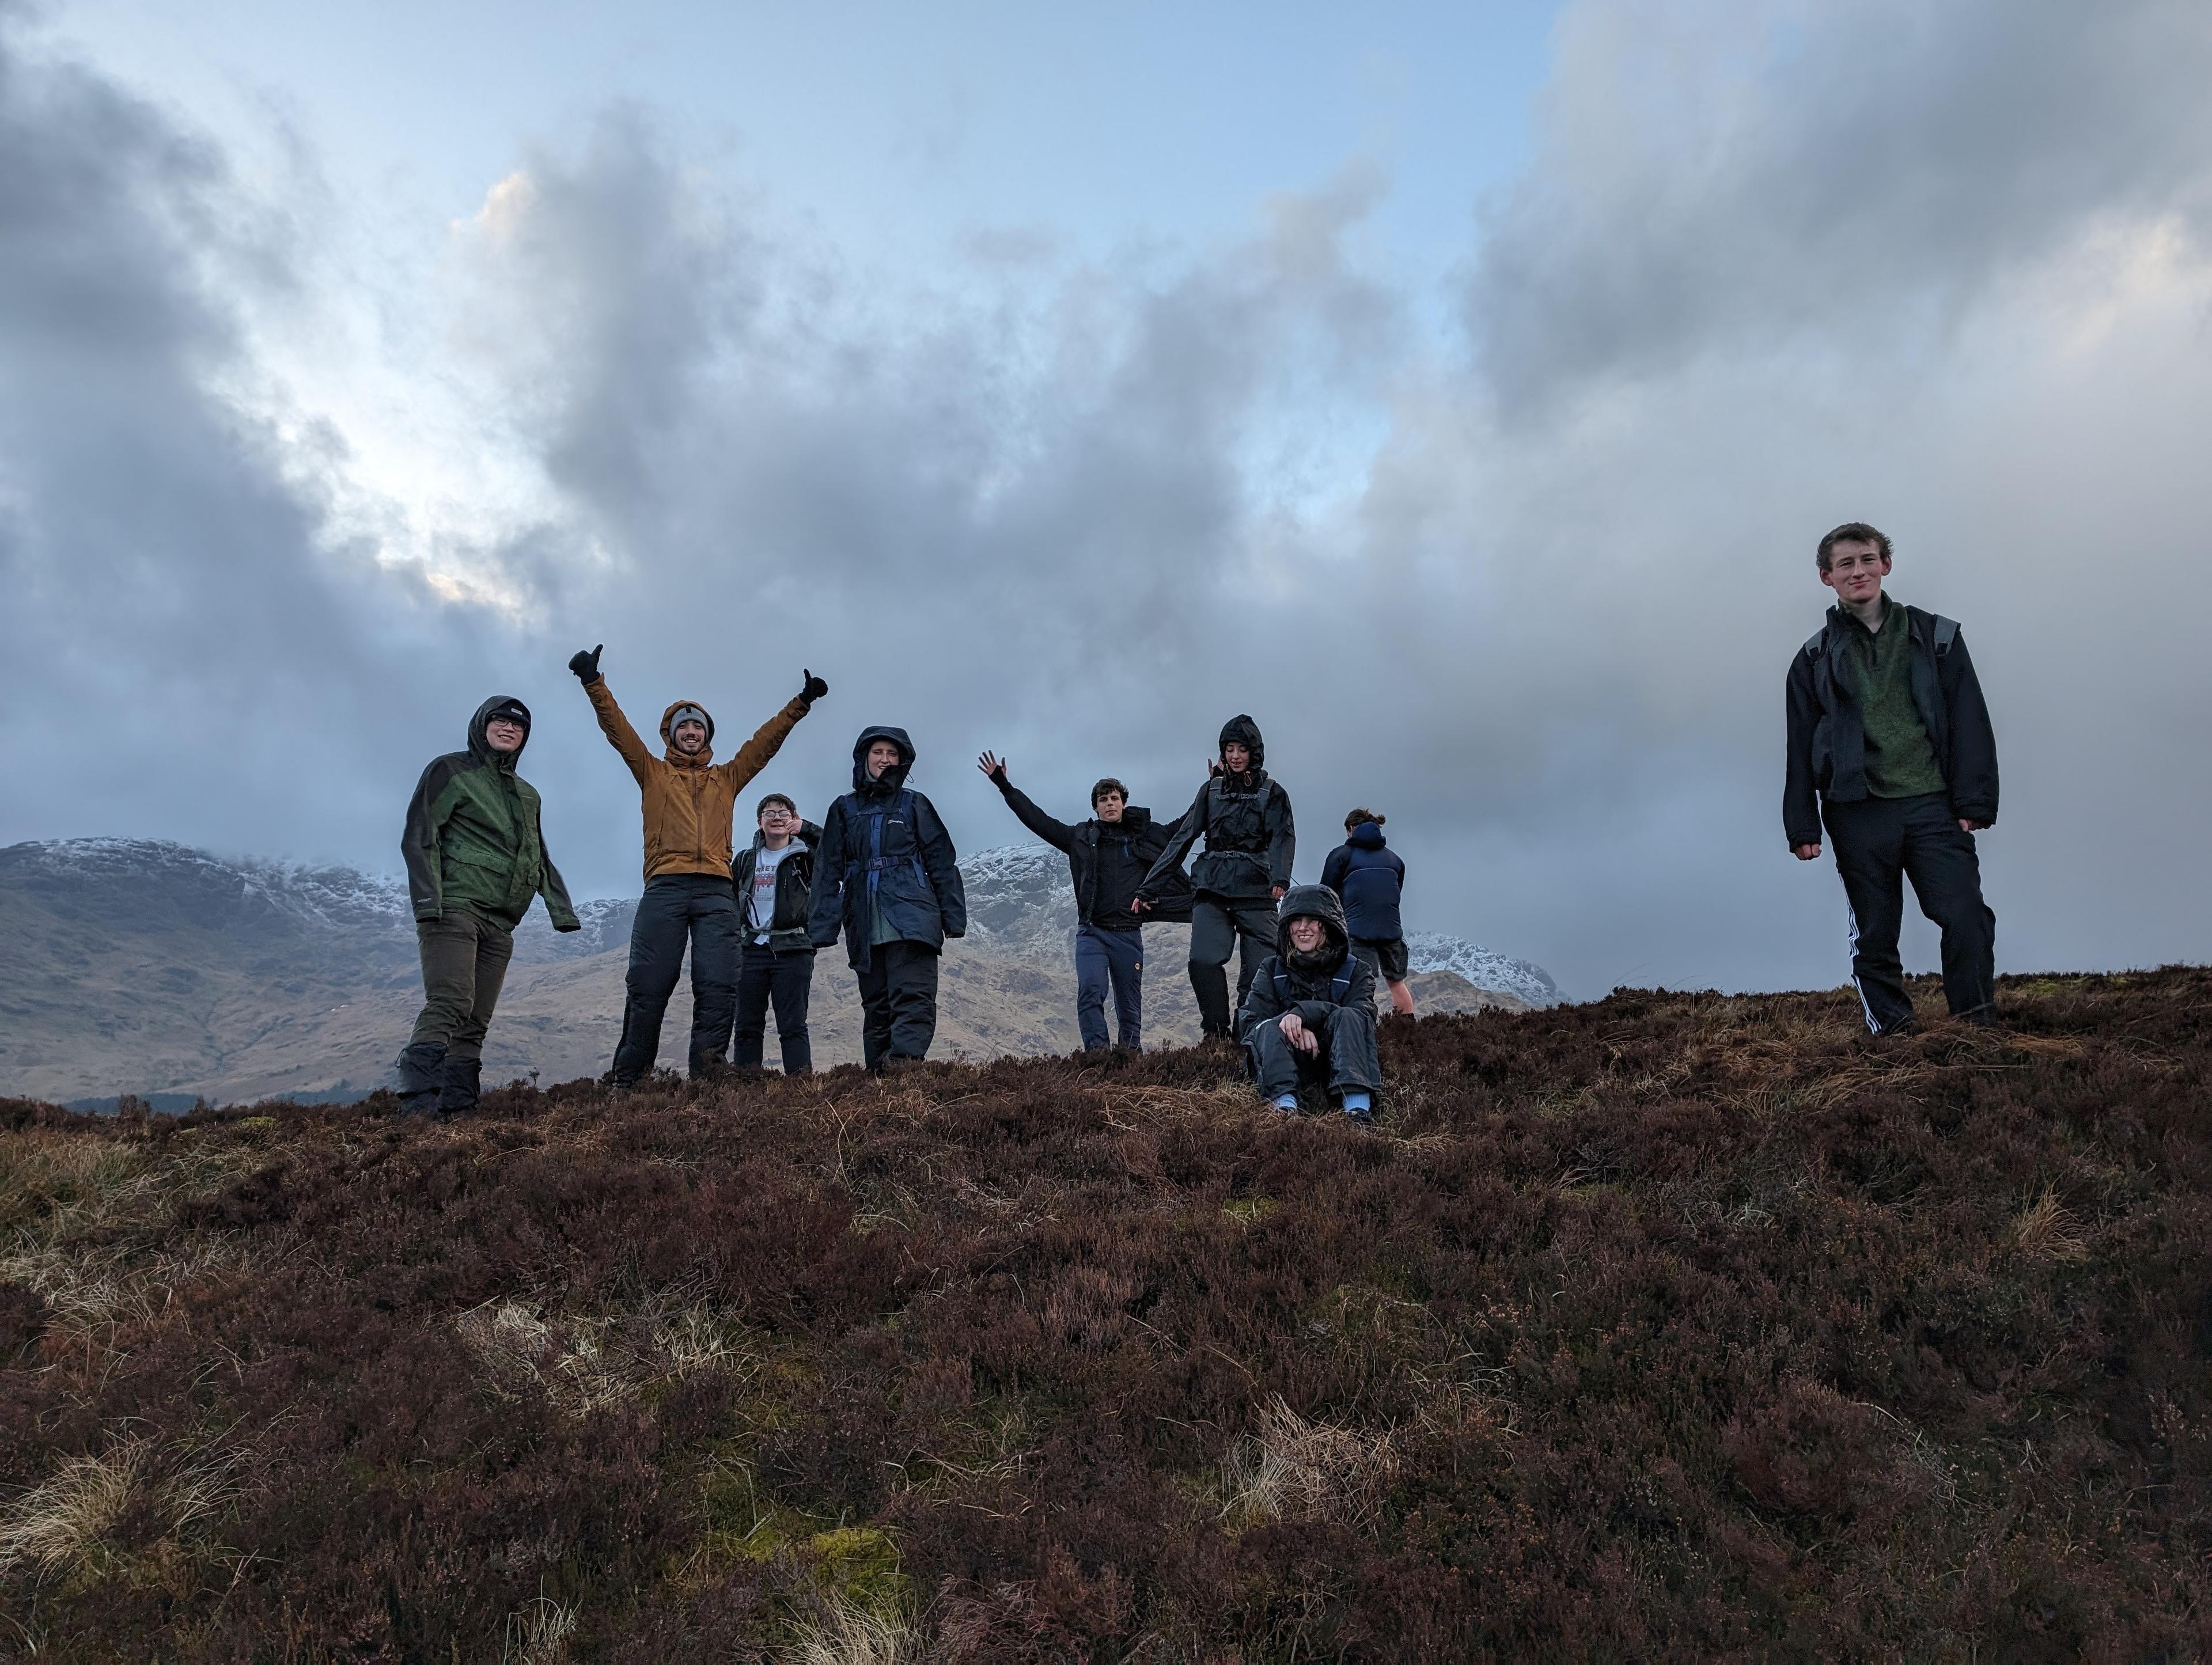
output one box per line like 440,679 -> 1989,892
976,751 -> 1191,1052
1785,522 -> 1999,1034
569,643 -> 828,1085
809,728 -> 967,1070
397,696 -> 580,1116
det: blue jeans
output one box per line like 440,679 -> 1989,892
1075,924 -> 1144,1050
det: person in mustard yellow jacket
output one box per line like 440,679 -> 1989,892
569,644 -> 828,1084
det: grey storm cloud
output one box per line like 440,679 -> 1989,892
3,0 -> 2210,1001
1469,0 -> 2212,412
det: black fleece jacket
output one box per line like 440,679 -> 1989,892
1784,601 -> 1999,850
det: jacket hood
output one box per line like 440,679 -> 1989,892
468,696 -> 531,768
1275,883 -> 1349,961
1347,821 -> 1387,850
852,726 -> 916,792
660,700 -> 716,767
1218,714 -> 1265,772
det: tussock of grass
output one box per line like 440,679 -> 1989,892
3,968 -> 2211,1660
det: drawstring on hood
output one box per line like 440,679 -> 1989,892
468,696 -> 532,770
851,725 -> 916,794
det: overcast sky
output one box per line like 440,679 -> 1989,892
3,0 -> 2209,1000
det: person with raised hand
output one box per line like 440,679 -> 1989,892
977,750 -> 1190,1052
570,643 -> 827,1085
397,696 -> 579,1117
1785,522 -> 1999,1034
728,792 -> 823,1075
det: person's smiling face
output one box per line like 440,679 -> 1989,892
1821,538 -> 1890,608
1286,916 -> 1327,954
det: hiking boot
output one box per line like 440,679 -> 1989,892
434,1057 -> 482,1117
396,1041 -> 446,1117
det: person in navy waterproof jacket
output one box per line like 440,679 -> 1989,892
808,727 -> 967,1070
1320,808 -> 1415,1016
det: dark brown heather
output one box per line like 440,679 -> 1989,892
3,969 -> 2210,1661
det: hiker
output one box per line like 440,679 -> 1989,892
1136,715 -> 1295,1040
1237,885 -> 1381,1124
1321,808 -> 1415,1017
1785,522 -> 1999,1034
729,793 -> 821,1075
976,752 -> 1192,1051
569,644 -> 828,1084
396,696 -> 580,1116
808,727 -> 967,1070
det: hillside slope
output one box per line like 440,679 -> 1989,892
5,971 -> 2207,1660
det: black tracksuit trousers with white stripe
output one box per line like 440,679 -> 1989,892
1822,792 -> 1995,1033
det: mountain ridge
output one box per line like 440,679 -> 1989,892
0,838 -> 1553,1102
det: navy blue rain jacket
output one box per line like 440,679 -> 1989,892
1320,821 -> 1406,942
807,727 -> 968,970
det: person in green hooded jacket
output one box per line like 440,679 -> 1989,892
396,696 -> 580,1114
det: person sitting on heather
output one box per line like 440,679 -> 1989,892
1237,885 -> 1381,1125
1321,807 -> 1414,1017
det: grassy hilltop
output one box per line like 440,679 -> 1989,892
3,971 -> 2210,1662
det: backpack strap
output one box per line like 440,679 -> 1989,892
1930,614 -> 1959,656
1802,628 -> 1827,660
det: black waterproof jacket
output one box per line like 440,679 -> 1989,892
808,727 -> 968,970
1236,884 -> 1377,1038
989,775 -> 1194,926
1141,715 -> 1296,904
1320,822 -> 1406,942
732,820 -> 823,954
1784,602 -> 1999,850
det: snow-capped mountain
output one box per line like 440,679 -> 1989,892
955,843 -> 1559,1007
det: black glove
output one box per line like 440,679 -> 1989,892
801,667 -> 829,703
569,644 -> 603,685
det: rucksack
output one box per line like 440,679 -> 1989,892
1802,611 -> 1957,662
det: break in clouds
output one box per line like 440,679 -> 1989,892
2,0 -> 2209,999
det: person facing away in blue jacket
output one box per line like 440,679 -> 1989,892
1320,807 -> 1415,1016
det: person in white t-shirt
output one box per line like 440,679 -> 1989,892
726,793 -> 822,1073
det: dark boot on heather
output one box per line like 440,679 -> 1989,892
435,1056 -> 482,1117
396,1041 -> 445,1116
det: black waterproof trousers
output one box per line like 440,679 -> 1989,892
733,942 -> 815,1074
1075,924 -> 1144,1050
1823,792 -> 1997,1034
1245,1007 -> 1382,1103
398,909 -> 514,1112
857,940 -> 940,1069
612,874 -> 743,1083
1189,897 -> 1277,1039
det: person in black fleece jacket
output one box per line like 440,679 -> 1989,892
977,752 -> 1191,1051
